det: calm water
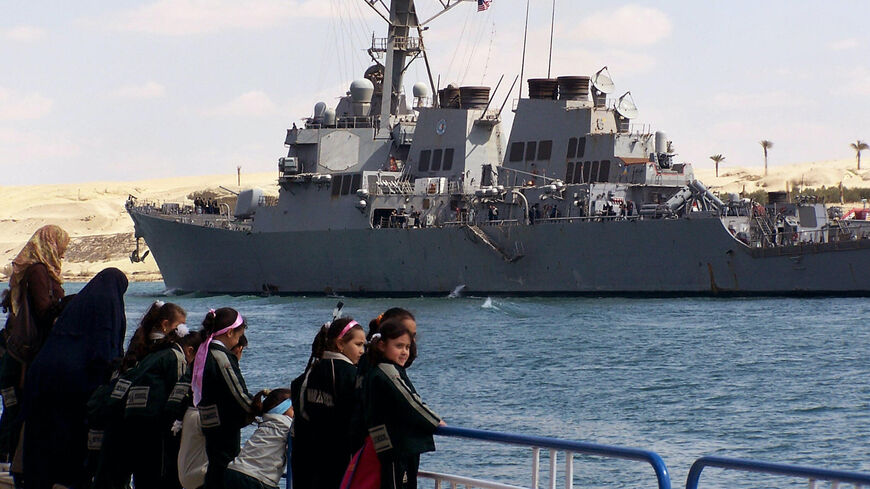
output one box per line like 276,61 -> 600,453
29,282 -> 870,487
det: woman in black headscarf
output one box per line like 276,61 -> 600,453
21,267 -> 128,489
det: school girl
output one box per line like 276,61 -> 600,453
366,308 -> 417,367
192,307 -> 254,489
361,318 -> 443,489
291,317 -> 366,489
224,389 -> 294,489
89,300 -> 187,489
163,332 -> 210,489
122,305 -> 190,489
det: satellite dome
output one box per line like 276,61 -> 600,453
412,82 -> 430,98
323,108 -> 336,126
349,79 -> 375,103
313,101 -> 327,117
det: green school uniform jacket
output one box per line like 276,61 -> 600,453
198,342 -> 253,433
165,370 -> 192,422
363,362 -> 441,457
124,343 -> 187,420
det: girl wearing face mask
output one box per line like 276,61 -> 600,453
291,317 -> 366,489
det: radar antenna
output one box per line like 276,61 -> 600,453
591,66 -> 614,107
616,91 -> 638,120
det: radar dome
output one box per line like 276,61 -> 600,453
412,82 -> 430,99
350,79 -> 375,103
313,101 -> 327,117
323,108 -> 336,126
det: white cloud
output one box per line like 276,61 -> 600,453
3,25 -> 46,42
206,91 -> 279,117
564,5 -> 672,47
96,0 -> 336,36
0,87 -> 53,121
110,81 -> 166,100
828,38 -> 859,51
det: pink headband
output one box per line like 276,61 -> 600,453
338,320 -> 359,339
192,310 -> 245,406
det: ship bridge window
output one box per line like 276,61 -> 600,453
443,148 -> 454,171
565,162 -> 574,183
598,160 -> 610,182
509,142 -> 524,162
341,173 -> 353,194
573,161 -> 582,183
419,150 -> 431,171
331,175 -> 342,196
538,140 -> 552,160
582,161 -> 593,183
525,141 -> 537,161
577,137 -> 586,158
567,138 -> 578,158
432,149 -> 443,171
351,174 -> 362,193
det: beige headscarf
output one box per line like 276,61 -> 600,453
7,225 -> 70,316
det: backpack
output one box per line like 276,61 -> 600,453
2,282 -> 46,364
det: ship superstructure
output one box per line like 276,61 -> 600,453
128,0 -> 870,295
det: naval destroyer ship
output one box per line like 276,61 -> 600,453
127,0 -> 870,295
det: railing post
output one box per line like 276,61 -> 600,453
565,451 -> 573,489
549,449 -> 558,489
532,447 -> 540,489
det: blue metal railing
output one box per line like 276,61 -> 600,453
425,425 -> 671,489
686,456 -> 870,489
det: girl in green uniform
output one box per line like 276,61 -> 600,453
292,317 -> 366,489
192,307 -> 254,489
361,319 -> 443,489
91,300 -> 187,489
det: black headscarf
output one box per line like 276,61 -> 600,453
22,267 -> 128,489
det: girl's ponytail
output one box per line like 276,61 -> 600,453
251,389 -> 270,416
311,324 -> 330,360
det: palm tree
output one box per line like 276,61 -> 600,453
851,140 -> 869,170
760,140 -> 773,176
710,154 -> 725,177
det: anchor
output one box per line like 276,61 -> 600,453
130,237 -> 150,263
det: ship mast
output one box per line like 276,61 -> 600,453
366,0 -> 473,137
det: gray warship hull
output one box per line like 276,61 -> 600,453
130,209 -> 870,295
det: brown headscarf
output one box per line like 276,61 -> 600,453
8,225 -> 70,316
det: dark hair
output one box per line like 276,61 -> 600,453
232,334 -> 248,351
311,317 -> 362,359
121,301 -> 186,372
202,307 -> 246,335
367,307 -> 415,340
252,388 -> 292,416
178,329 -> 205,350
368,318 -> 413,366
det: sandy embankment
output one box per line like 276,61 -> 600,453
0,173 -> 278,283
694,157 -> 870,195
1,157 -> 867,284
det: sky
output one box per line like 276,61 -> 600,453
2,0 -> 869,185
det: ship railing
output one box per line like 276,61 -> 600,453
420,426 -> 671,489
749,226 -> 870,248
685,455 -> 870,489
